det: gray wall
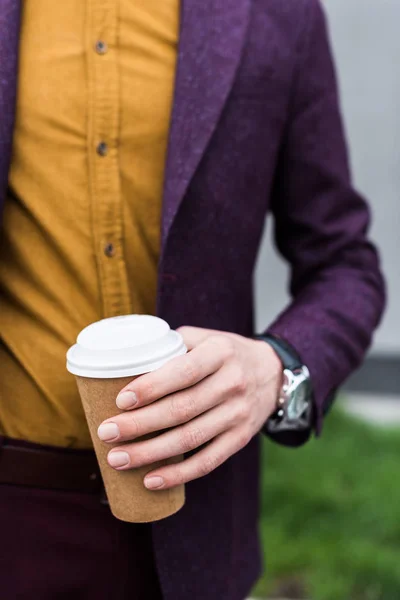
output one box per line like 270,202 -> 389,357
255,0 -> 399,355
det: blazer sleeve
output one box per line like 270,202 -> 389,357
263,0 -> 386,444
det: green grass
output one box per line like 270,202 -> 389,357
252,407 -> 400,600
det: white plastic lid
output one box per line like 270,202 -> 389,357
66,315 -> 186,378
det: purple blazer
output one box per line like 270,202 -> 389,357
0,1 -> 385,598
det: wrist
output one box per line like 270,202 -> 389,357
253,338 -> 283,406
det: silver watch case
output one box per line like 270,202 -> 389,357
277,365 -> 311,422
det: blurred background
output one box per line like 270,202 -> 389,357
252,1 -> 399,598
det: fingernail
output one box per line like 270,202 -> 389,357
97,422 -> 120,441
144,476 -> 165,490
116,391 -> 137,410
108,451 -> 130,468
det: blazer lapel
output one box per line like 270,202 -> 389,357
0,0 -> 21,209
161,0 -> 251,248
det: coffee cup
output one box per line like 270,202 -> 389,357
66,314 -> 187,523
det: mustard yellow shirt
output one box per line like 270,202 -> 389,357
0,0 -> 179,448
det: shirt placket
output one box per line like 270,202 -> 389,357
86,0 -> 131,318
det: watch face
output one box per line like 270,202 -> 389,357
287,379 -> 309,421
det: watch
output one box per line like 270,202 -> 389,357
255,334 -> 313,434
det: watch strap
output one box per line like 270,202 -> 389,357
255,334 -> 302,371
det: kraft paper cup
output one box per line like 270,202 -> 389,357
66,315 -> 187,523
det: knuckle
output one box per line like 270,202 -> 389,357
138,380 -> 155,403
208,335 -> 235,359
221,337 -> 236,359
238,427 -> 252,449
199,453 -> 219,477
230,369 -> 248,394
179,356 -> 198,385
170,393 -> 197,423
170,465 -> 185,486
232,400 -> 251,424
131,450 -> 151,468
179,426 -> 206,453
127,415 -> 141,438
207,334 -> 223,346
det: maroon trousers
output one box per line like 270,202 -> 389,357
0,482 -> 164,599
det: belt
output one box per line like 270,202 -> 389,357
0,435 -> 104,495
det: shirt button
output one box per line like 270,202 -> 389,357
104,243 -> 115,258
97,142 -> 108,157
95,40 -> 108,55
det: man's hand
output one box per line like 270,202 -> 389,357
97,327 -> 282,490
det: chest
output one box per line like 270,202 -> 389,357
16,0 -> 180,149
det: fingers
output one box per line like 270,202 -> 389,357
143,427 -> 252,490
115,334 -> 233,410
99,359 -> 246,443
106,396 -> 249,471
99,369 -> 223,442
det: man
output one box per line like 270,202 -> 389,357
0,0 -> 385,599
